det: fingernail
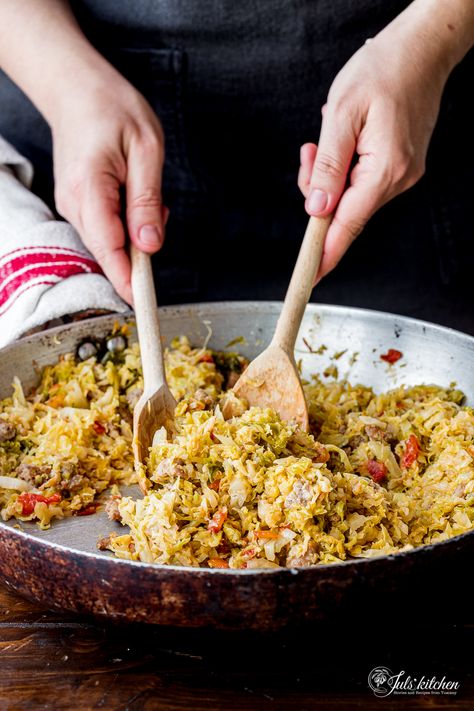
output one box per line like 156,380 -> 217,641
139,225 -> 161,249
307,189 -> 328,215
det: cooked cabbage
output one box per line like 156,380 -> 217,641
106,345 -> 474,568
1,331 -> 473,567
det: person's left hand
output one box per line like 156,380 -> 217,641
297,0 -> 465,281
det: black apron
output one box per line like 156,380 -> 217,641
0,1 -> 473,332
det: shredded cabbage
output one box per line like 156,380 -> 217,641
1,332 -> 473,566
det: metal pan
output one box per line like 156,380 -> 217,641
0,302 -> 473,630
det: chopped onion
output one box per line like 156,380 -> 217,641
359,415 -> 386,427
0,476 -> 32,492
245,559 -> 280,569
152,427 -> 168,447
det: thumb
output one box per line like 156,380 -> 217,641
306,110 -> 356,217
126,138 -> 165,253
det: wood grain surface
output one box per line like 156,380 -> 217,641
0,582 -> 472,710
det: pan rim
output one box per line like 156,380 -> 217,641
1,513 -> 473,575
6,299 -> 474,352
1,300 -> 473,577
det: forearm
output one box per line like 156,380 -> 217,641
383,0 -> 474,75
0,0 -> 117,127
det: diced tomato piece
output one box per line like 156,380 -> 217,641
254,530 -> 279,540
209,479 -> 221,491
93,421 -> 106,435
312,445 -> 330,464
208,508 -> 228,533
76,503 -> 99,516
380,349 -> 403,364
208,558 -> 229,569
366,459 -> 387,483
199,353 -> 214,364
18,492 -> 61,516
401,434 -> 420,469
47,394 -> 64,408
47,493 -> 61,503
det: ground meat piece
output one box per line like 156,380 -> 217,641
286,541 -> 320,567
16,463 -> 52,485
365,424 -> 398,445
105,494 -> 122,522
365,425 -> 386,441
69,473 -> 86,491
57,463 -> 85,492
289,432 -> 329,463
97,535 -> 111,551
284,481 -> 313,508
226,371 -> 240,389
348,434 -> 366,449
189,389 -> 215,410
0,420 -> 16,442
312,442 -> 330,463
154,458 -> 188,482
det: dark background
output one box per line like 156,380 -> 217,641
0,1 -> 472,333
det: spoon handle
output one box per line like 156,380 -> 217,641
130,245 -> 166,393
272,215 -> 331,354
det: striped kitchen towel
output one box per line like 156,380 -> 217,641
0,136 -> 127,347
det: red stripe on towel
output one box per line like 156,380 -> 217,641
0,250 -> 103,312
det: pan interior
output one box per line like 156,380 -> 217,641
1,302 -> 473,565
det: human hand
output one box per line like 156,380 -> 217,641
52,69 -> 166,303
298,0 -> 472,281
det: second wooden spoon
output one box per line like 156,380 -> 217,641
225,215 -> 331,431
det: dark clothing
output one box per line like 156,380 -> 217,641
0,1 -> 473,332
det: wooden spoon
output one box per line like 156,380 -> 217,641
224,215 -> 331,431
130,245 -> 176,492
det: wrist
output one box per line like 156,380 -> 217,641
44,46 -> 124,129
393,0 -> 474,73
0,0 -> 119,129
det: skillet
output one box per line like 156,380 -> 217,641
0,302 -> 472,629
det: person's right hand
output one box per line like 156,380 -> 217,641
52,70 -> 166,304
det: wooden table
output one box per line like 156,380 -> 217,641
0,583 -> 472,710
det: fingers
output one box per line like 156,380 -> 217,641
80,171 -> 133,304
316,158 -> 383,281
297,143 -> 317,199
314,137 -> 426,281
126,134 -> 165,253
304,108 -> 357,218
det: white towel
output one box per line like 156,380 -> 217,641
0,136 -> 128,348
